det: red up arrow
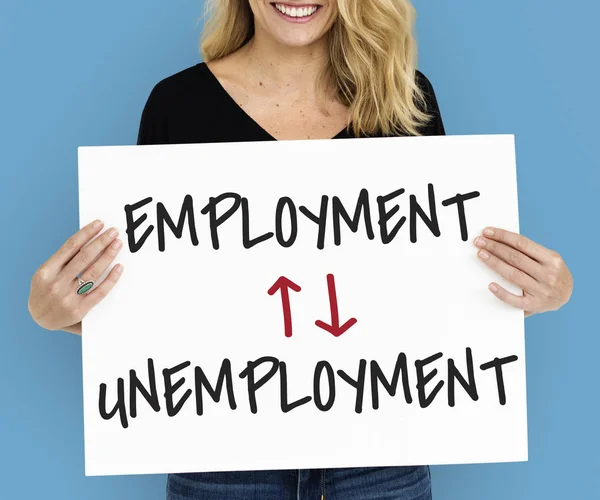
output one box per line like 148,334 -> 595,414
268,276 -> 302,338
315,274 -> 357,337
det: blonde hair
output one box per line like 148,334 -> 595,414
201,0 -> 431,137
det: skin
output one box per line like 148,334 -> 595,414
27,1 -> 574,335
28,220 -> 122,335
473,228 -> 573,318
206,1 -> 349,140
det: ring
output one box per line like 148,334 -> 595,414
76,277 -> 94,295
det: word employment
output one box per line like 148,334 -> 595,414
100,349 -> 519,429
124,184 -> 481,252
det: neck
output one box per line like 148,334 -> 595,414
238,29 -> 331,92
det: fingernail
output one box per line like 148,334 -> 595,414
92,220 -> 103,229
478,250 -> 490,260
483,228 -> 495,236
475,237 -> 486,248
115,264 -> 123,274
489,283 -> 498,292
108,228 -> 118,238
112,239 -> 122,249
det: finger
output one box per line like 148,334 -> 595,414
81,264 -> 124,310
488,282 -> 531,311
476,248 -> 544,294
474,236 -> 545,282
78,238 -> 123,285
482,227 -> 550,263
58,227 -> 120,285
40,219 -> 105,277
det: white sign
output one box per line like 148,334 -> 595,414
78,135 -> 527,476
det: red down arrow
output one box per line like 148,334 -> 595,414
315,274 -> 357,337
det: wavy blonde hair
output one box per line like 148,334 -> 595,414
200,0 -> 431,137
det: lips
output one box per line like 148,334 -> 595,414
270,2 -> 322,22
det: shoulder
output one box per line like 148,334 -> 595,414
137,63 -> 222,145
415,69 -> 432,89
415,70 -> 439,107
414,69 -> 446,136
143,63 -> 211,111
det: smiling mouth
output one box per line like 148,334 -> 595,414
270,2 -> 323,22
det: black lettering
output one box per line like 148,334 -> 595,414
480,355 -> 518,405
279,362 -> 311,412
239,356 -> 279,414
337,359 -> 367,413
124,197 -> 154,253
241,197 -> 274,249
332,189 -> 375,245
156,194 -> 199,251
163,361 -> 192,416
409,183 -> 440,243
370,353 -> 413,409
377,189 -> 406,244
99,378 -> 128,429
415,352 -> 444,408
314,361 -> 335,411
299,195 -> 329,250
441,191 -> 481,241
447,348 -> 479,407
200,193 -> 242,249
129,358 -> 160,418
275,197 -> 298,247
194,359 -> 237,415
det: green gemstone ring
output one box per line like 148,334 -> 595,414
76,277 -> 94,295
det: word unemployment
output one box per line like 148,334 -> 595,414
124,184 -> 481,251
100,349 -> 518,429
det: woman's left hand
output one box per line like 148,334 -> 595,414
473,227 -> 573,318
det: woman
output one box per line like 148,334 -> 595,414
28,0 -> 574,498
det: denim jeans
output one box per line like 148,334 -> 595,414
166,466 -> 432,500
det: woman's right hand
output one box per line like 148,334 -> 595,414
28,219 -> 124,335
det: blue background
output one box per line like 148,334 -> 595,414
1,0 -> 598,498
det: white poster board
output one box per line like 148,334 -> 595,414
78,134 -> 527,476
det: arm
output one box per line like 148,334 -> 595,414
62,323 -> 82,335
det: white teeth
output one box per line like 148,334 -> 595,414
274,4 -> 318,18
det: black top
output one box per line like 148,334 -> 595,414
136,62 -> 445,145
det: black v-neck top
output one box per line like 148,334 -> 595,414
136,62 -> 445,145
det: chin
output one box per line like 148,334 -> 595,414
256,1 -> 336,48
272,31 -> 323,48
